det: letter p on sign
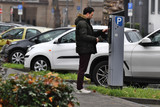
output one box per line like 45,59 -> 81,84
115,16 -> 123,26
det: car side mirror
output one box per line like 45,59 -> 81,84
141,38 -> 151,43
139,38 -> 152,46
34,38 -> 39,44
53,38 -> 61,44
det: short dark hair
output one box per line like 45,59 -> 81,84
83,7 -> 94,15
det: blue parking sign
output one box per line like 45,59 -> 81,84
18,5 -> 23,10
115,16 -> 123,26
52,8 -> 54,13
128,3 -> 133,9
77,6 -> 80,11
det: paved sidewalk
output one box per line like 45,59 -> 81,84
69,83 -> 148,107
68,82 -> 148,107
74,92 -> 148,107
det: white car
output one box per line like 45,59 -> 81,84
24,25 -> 151,87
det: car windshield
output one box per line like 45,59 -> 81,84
1,29 -> 24,39
30,29 -> 70,43
125,30 -> 142,43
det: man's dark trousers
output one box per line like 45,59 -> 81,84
77,54 -> 91,90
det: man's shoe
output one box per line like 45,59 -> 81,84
76,88 -> 91,94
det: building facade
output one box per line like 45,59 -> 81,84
130,0 -> 160,35
0,0 -> 104,28
0,0 -> 49,26
0,0 -> 159,34
148,0 -> 160,33
132,0 -> 149,36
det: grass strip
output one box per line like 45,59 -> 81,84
57,72 -> 77,80
2,63 -> 88,81
3,63 -> 24,69
87,85 -> 160,100
29,70 -> 90,81
2,63 -> 81,80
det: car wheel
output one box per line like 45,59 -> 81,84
92,61 -> 108,86
31,57 -> 50,71
10,50 -> 25,64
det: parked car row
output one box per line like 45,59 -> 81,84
0,22 -> 33,34
0,26 -> 53,50
2,24 -> 160,87
0,22 -> 23,34
0,27 -> 72,64
22,25 -> 146,87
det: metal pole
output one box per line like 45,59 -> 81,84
129,0 -> 132,28
0,5 -> 2,22
65,0 -> 69,27
133,0 -> 135,28
139,0 -> 143,34
129,17 -> 131,28
89,0 -> 92,7
10,7 -> 13,22
80,0 -> 82,13
19,15 -> 21,23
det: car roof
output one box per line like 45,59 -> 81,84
69,25 -> 139,32
92,25 -> 108,29
124,27 -> 139,32
0,22 -> 25,27
14,26 -> 52,29
27,27 -> 72,39
11,26 -> 53,32
0,23 -> 20,27
57,26 -> 73,29
53,25 -> 140,36
5,22 -> 34,26
0,26 -> 53,37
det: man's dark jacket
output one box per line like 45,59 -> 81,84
75,14 -> 105,54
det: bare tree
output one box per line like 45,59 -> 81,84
103,0 -> 124,25
52,0 -> 61,28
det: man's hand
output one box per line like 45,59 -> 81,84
96,38 -> 99,42
102,28 -> 108,33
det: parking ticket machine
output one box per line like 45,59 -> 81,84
108,15 -> 124,88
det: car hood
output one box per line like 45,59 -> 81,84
11,39 -> 28,45
31,42 -> 51,49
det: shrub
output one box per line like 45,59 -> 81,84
125,22 -> 140,30
0,59 -> 8,80
0,72 -> 79,107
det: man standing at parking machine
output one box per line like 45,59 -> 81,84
75,7 -> 108,93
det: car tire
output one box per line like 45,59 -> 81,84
31,57 -> 51,71
10,50 -> 25,64
92,61 -> 108,86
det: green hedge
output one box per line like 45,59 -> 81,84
125,22 -> 140,30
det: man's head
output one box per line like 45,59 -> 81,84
83,7 -> 94,19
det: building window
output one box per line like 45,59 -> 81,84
158,0 -> 160,14
151,0 -> 155,14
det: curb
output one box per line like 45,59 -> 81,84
12,68 -> 30,72
121,97 -> 160,105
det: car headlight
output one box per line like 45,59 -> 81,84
27,46 -> 34,53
